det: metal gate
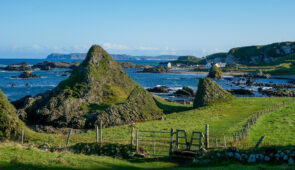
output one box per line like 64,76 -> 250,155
136,129 -> 203,156
136,129 -> 172,156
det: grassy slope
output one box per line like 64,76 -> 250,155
247,101 -> 295,146
0,144 -> 293,170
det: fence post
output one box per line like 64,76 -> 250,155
66,129 -> 72,147
255,136 -> 265,149
136,129 -> 139,153
175,130 -> 179,149
99,120 -> 103,144
96,126 -> 99,143
224,135 -> 226,147
153,132 -> 156,155
169,128 -> 174,155
131,126 -> 135,148
205,124 -> 209,149
215,138 -> 218,148
21,129 -> 24,144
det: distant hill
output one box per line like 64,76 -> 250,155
205,41 -> 295,65
46,53 -> 179,61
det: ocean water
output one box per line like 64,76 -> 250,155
0,59 -> 291,101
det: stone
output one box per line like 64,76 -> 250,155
264,156 -> 270,161
12,70 -> 40,79
248,154 -> 256,163
193,78 -> 233,108
208,65 -> 223,79
147,86 -> 170,93
288,158 -> 294,164
235,152 -> 242,160
173,86 -> 195,97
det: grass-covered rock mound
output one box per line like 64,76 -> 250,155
0,90 -> 22,140
17,45 -> 163,128
193,78 -> 233,108
208,65 -> 223,79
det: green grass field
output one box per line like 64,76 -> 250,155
2,96 -> 295,169
0,143 -> 294,170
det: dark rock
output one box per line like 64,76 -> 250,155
118,62 -> 135,68
246,78 -> 255,86
61,74 -> 68,77
32,61 -> 80,70
11,70 -> 40,79
174,86 -> 195,97
25,83 -> 30,87
228,89 -> 254,96
147,86 -> 170,93
11,84 -> 16,87
139,66 -> 170,73
193,78 -> 233,108
4,62 -> 32,71
135,65 -> 153,69
260,89 -> 295,97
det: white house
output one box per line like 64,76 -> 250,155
215,62 -> 226,68
159,62 -> 172,68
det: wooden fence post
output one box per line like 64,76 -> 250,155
96,126 -> 99,143
205,124 -> 209,149
153,132 -> 156,155
66,129 -> 72,147
136,129 -> 139,153
255,136 -> 265,149
224,135 -> 226,147
131,126 -> 135,148
21,129 -> 24,144
169,128 -> 174,155
99,120 -> 103,144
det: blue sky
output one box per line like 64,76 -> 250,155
0,0 -> 294,58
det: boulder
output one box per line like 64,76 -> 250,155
0,89 -> 22,140
228,89 -> 254,96
207,65 -> 222,79
174,86 -> 195,97
11,70 -> 40,79
4,62 -> 32,71
32,61 -> 80,70
18,45 -> 163,128
193,78 -> 233,108
147,86 -> 170,93
139,66 -> 170,73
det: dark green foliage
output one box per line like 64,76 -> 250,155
0,90 -> 22,140
206,52 -> 227,60
208,65 -> 223,79
193,78 -> 233,108
172,56 -> 204,66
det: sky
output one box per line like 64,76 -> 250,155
0,0 -> 295,58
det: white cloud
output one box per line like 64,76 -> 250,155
102,43 -> 128,50
136,46 -> 159,50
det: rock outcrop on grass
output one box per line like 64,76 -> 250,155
0,90 -> 22,140
193,78 -> 233,108
16,45 -> 163,128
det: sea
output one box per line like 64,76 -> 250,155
0,59 -> 291,102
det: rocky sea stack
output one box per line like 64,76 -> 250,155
16,45 -> 163,128
208,65 -> 223,79
193,77 -> 233,108
0,90 -> 22,140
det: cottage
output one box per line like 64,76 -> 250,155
158,62 -> 172,68
215,62 -> 226,68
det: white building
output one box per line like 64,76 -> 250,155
215,62 -> 226,68
159,62 -> 172,68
